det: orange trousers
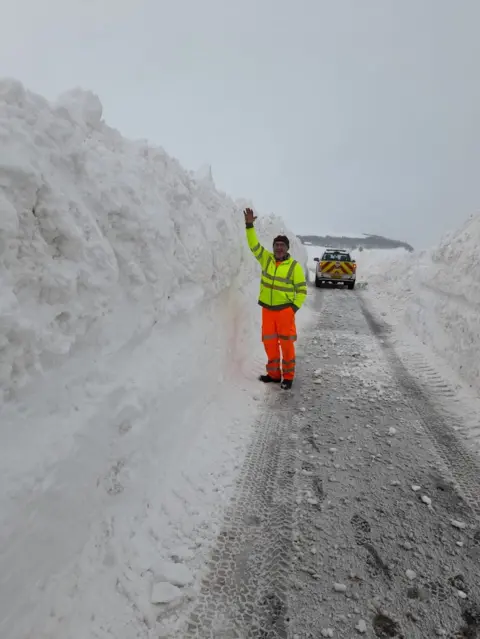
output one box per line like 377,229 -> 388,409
262,307 -> 297,381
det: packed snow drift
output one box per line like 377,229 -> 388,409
0,78 -> 306,397
0,78 -> 308,639
358,213 -> 480,394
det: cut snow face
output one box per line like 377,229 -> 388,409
360,215 -> 480,395
193,164 -> 215,188
0,78 -> 310,639
0,78 -> 307,397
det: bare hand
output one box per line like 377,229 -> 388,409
243,208 -> 257,225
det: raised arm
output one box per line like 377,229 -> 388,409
244,208 -> 273,270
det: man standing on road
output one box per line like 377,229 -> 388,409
244,207 -> 307,390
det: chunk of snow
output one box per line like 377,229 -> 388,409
151,582 -> 183,604
421,495 -> 432,506
170,546 -> 195,562
333,582 -> 347,593
451,519 -> 467,530
155,560 -> 194,587
356,619 -> 367,634
406,569 -> 417,580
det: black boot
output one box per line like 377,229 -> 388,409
280,379 -> 293,390
259,375 -> 281,383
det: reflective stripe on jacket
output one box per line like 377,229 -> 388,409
246,226 -> 307,311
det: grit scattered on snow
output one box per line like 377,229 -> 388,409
0,78 -> 309,639
330,215 -> 480,455
306,219 -> 480,408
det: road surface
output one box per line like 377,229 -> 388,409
179,285 -> 480,638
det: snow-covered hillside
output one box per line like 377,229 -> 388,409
0,79 -> 308,639
362,213 -> 480,393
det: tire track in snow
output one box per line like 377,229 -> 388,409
381,334 -> 480,455
180,287 -> 480,638
287,289 -> 480,638
359,297 -> 480,519
183,410 -> 298,638
181,287 -> 323,638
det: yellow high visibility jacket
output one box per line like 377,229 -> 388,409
246,225 -> 307,311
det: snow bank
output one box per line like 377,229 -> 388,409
363,213 -> 480,392
0,78 -> 306,398
305,244 -> 324,281
0,78 -> 310,639
353,246 -> 411,286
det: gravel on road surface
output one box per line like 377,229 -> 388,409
179,287 -> 480,639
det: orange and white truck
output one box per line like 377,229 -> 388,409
313,248 -> 357,289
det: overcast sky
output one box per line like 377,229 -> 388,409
1,0 -> 479,248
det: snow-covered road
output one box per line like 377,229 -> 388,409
3,77 -> 480,639
174,286 -> 480,639
3,282 -> 480,639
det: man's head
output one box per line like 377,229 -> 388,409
273,235 -> 290,261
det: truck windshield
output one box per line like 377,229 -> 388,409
322,252 -> 351,262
